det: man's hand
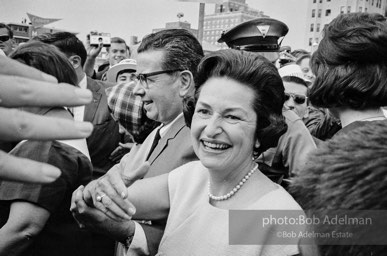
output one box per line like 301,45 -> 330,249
70,185 -> 136,243
86,42 -> 103,59
83,162 -> 150,221
0,56 -> 93,183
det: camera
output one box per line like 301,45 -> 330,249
89,31 -> 111,47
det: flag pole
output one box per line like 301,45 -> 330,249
198,3 -> 205,44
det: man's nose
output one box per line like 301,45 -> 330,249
285,98 -> 295,109
133,81 -> 145,97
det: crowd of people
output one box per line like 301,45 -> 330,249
0,11 -> 387,256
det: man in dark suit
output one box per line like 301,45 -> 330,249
32,32 -> 124,256
71,29 -> 204,256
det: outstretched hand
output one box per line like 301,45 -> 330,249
81,162 -> 150,221
0,56 -> 93,183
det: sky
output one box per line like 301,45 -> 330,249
0,0 -> 308,49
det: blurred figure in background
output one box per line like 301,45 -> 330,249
0,42 -> 93,256
291,120 -> 387,256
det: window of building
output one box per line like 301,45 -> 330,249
371,0 -> 374,5
310,23 -> 314,32
326,9 -> 331,16
347,6 -> 351,13
312,9 -> 316,17
340,6 -> 345,13
318,9 -> 322,17
315,38 -> 319,44
316,23 -> 320,32
365,7 -> 368,12
359,6 -> 363,12
309,38 -> 313,46
327,0 -> 330,1
319,0 -> 322,3
313,0 -> 316,3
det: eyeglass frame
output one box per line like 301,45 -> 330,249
132,69 -> 184,88
0,35 -> 10,42
284,92 -> 308,104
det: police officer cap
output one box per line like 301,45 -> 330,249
218,18 -> 288,52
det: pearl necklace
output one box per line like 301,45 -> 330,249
208,163 -> 258,201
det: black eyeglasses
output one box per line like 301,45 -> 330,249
284,93 -> 307,104
0,35 -> 10,42
133,69 -> 183,89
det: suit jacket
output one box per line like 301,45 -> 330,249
85,77 -> 120,177
117,114 -> 198,255
118,114 -> 197,178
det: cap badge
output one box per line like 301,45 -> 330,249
257,25 -> 270,38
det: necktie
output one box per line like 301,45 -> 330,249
146,128 -> 161,161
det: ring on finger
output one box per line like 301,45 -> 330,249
96,193 -> 106,202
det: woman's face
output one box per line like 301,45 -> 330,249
191,77 -> 258,172
298,57 -> 315,84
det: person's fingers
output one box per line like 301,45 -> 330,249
0,150 -> 61,183
0,76 -> 92,108
0,55 -> 57,83
94,175 -> 135,220
82,181 -> 96,206
95,193 -> 132,221
70,185 -> 86,228
0,107 -> 93,141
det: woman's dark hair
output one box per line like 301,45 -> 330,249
309,12 -> 387,110
9,41 -> 78,86
183,49 -> 287,157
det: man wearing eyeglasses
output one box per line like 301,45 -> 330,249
72,29 -> 203,256
0,23 -> 14,56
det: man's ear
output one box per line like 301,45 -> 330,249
69,55 -> 82,69
178,70 -> 194,97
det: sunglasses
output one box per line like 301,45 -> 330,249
132,69 -> 183,89
284,93 -> 307,104
0,35 -> 10,42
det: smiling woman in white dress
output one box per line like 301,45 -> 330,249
73,49 -> 303,256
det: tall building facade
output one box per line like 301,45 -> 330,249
306,0 -> 387,51
203,0 -> 267,49
152,21 -> 198,37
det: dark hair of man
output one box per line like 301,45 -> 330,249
9,41 -> 78,86
106,37 -> 127,52
309,12 -> 387,110
290,120 -> 387,255
137,29 -> 204,85
0,23 -> 13,38
32,32 -> 87,67
184,49 -> 287,157
282,76 -> 309,89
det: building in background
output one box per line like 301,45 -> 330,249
203,0 -> 267,49
306,0 -> 387,51
6,22 -> 76,45
152,19 -> 220,54
152,20 -> 198,37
